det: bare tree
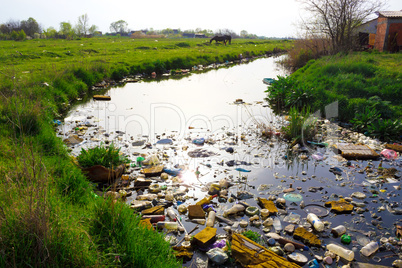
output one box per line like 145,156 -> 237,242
298,0 -> 385,53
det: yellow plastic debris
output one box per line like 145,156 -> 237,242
231,233 -> 301,267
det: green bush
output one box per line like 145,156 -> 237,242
77,143 -> 129,169
350,106 -> 380,133
368,118 -> 402,141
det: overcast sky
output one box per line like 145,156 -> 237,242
1,0 -> 400,37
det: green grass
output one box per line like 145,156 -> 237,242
0,36 -> 292,267
266,52 -> 402,142
77,143 -> 130,169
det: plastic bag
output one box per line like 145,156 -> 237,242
206,248 -> 228,264
380,149 -> 397,160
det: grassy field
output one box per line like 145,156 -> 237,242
265,52 -> 402,141
0,37 -> 292,267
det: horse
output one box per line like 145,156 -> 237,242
210,35 -> 232,45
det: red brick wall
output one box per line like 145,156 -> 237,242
375,17 -> 388,51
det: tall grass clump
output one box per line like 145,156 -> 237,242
282,106 -> 316,144
90,197 -> 180,267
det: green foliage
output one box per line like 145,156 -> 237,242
264,75 -> 296,111
242,230 -> 262,244
350,107 -> 380,133
0,37 -> 292,267
368,118 -> 402,142
110,66 -> 129,81
77,143 -> 129,169
282,106 -> 316,142
285,83 -> 315,110
74,67 -> 96,86
268,52 -> 402,142
90,198 -> 180,267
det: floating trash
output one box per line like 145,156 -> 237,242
235,168 -> 251,172
188,149 -> 217,158
283,193 -> 303,202
156,138 -> 173,145
312,152 -> 324,161
304,204 -> 329,217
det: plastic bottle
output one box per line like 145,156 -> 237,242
331,225 -> 347,237
156,221 -> 178,230
196,194 -> 218,206
307,213 -> 324,232
223,203 -> 245,217
141,215 -> 165,223
360,241 -> 379,257
166,207 -> 176,221
273,217 -> 282,232
136,193 -> 157,201
326,243 -> 354,261
191,219 -> 206,225
206,211 -> 216,227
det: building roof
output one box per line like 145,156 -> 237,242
378,11 -> 402,18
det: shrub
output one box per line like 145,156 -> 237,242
77,143 -> 129,169
368,118 -> 402,142
110,66 -> 129,81
282,106 -> 316,143
350,106 -> 380,133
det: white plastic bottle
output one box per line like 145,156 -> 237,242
223,204 -> 245,217
307,213 -> 324,232
166,207 -> 176,221
206,211 -> 216,227
360,241 -> 379,257
327,243 -> 354,261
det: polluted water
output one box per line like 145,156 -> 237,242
57,56 -> 402,267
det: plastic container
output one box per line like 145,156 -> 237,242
307,213 -> 324,232
156,221 -> 178,230
196,194 -> 218,206
341,234 -> 351,245
360,241 -> 379,257
223,203 -> 245,217
273,217 -> 282,232
177,204 -> 188,214
206,211 -> 216,227
136,194 -> 157,201
245,206 -> 260,216
141,215 -> 165,223
260,209 -> 270,218
326,243 -> 354,261
166,207 -> 176,221
331,225 -> 347,237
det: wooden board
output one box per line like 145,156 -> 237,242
93,95 -> 111,101
334,143 -> 379,160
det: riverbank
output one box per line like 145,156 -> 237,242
265,52 -> 402,142
0,37 -> 290,267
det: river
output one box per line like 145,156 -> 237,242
59,55 -> 401,267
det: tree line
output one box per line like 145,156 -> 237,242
0,15 -> 259,41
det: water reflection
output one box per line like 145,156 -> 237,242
59,55 -> 401,267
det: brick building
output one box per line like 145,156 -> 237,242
357,11 -> 402,52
